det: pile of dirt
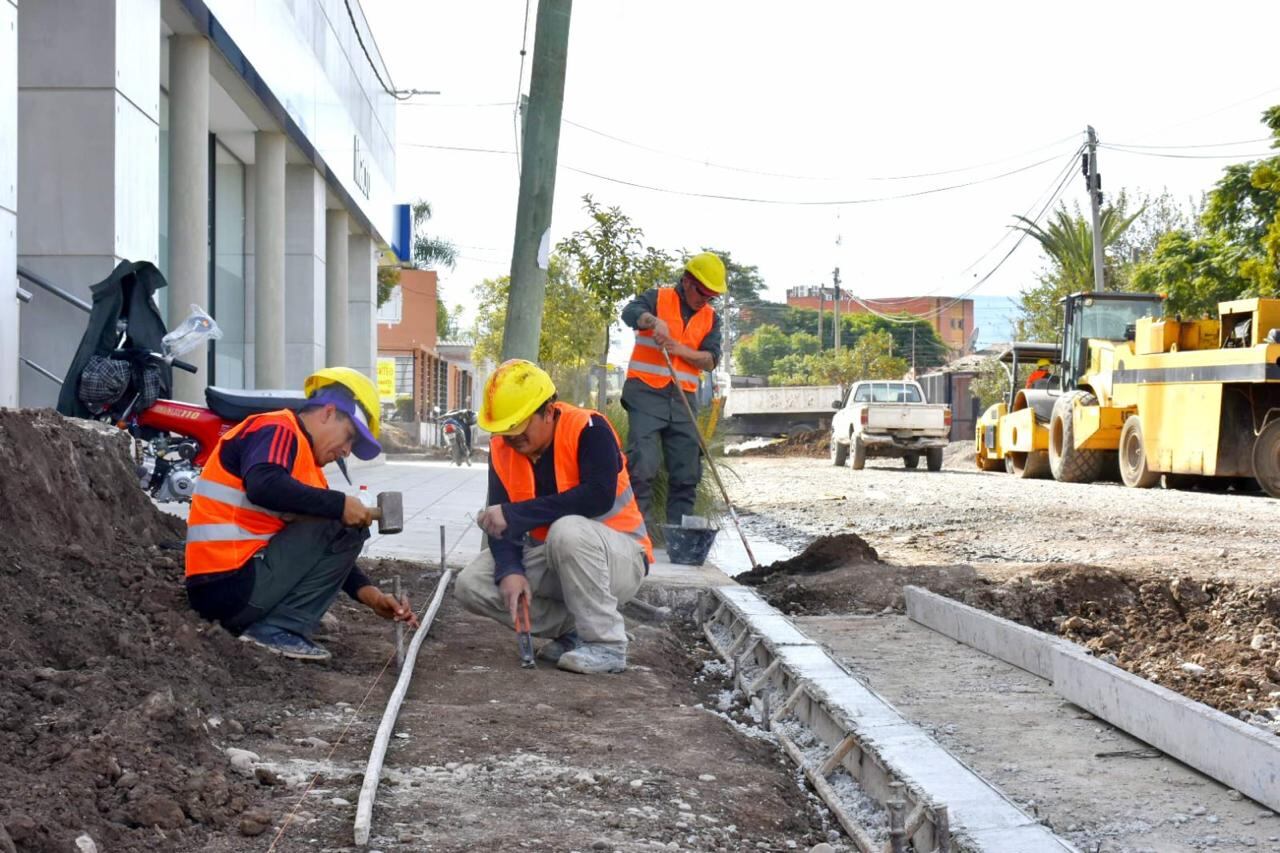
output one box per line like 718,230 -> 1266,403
968,566 -> 1280,724
0,410 -> 314,852
942,439 -> 976,468
739,428 -> 829,457
736,532 -> 879,585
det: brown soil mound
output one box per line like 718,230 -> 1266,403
0,411 -> 314,852
740,428 -> 830,457
736,532 -> 879,585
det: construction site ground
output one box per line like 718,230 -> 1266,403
721,444 -> 1280,852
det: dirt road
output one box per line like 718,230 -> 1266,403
726,451 -> 1280,584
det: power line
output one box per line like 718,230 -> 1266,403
512,0 -> 533,177
1102,136 -> 1271,150
1098,144 -> 1277,161
342,0 -> 437,101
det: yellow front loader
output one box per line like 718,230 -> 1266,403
979,291 -> 1280,497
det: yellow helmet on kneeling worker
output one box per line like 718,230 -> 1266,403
478,359 -> 556,435
303,367 -> 383,459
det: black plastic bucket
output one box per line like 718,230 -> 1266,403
661,524 -> 720,565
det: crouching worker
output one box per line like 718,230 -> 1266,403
184,368 -> 418,661
455,360 -> 653,674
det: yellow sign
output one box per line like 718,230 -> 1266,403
376,358 -> 397,402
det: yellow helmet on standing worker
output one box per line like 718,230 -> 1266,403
303,367 -> 382,438
478,359 -> 557,435
685,252 -> 727,294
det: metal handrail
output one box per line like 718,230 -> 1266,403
19,357 -> 63,386
17,265 -> 91,313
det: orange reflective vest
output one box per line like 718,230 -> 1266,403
627,287 -> 715,393
490,403 -> 654,563
184,409 -> 328,577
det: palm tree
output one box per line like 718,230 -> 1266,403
411,201 -> 458,271
1013,203 -> 1143,293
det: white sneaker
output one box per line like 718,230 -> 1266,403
557,643 -> 627,674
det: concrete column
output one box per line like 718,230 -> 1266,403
16,0 -> 160,408
347,231 -> 377,380
0,0 -> 17,408
284,164 -> 325,388
325,209 -> 349,367
254,132 -> 286,388
167,36 -> 210,402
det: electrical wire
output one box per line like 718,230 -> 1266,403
342,0 -> 437,101
1099,144 -> 1277,161
512,0 -> 533,177
1102,137 -> 1271,150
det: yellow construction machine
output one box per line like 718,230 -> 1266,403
976,291 -> 1280,496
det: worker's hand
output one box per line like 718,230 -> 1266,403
359,587 -> 420,629
666,342 -> 695,362
498,574 -> 531,624
342,495 -> 374,528
477,505 -> 508,538
650,317 -> 674,348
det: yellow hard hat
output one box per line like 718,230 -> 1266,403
304,366 -> 382,440
478,359 -> 557,435
1036,358 -> 1051,367
685,252 -> 727,294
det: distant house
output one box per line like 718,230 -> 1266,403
786,287 -> 976,356
377,269 -> 474,420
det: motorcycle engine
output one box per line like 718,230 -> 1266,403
156,466 -> 198,502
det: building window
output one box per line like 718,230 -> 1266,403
211,140 -> 246,388
377,285 -> 402,324
394,355 -> 413,396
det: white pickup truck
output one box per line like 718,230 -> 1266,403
830,380 -> 952,471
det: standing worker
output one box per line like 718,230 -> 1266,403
184,368 -> 418,661
620,251 -> 725,526
455,360 -> 653,675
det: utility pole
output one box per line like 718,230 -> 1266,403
832,268 -> 842,353
817,287 -> 824,350
501,0 -> 572,362
1085,125 -> 1106,293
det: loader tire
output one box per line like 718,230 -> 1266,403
851,435 -> 867,470
926,447 -> 944,471
1251,419 -> 1280,498
1119,416 -> 1160,488
976,452 -> 1003,472
831,436 -> 848,467
903,453 -> 920,469
1049,391 -> 1105,484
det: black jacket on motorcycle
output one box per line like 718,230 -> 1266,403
56,260 -> 172,420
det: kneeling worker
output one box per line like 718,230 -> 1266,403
184,368 -> 418,661
455,360 -> 653,674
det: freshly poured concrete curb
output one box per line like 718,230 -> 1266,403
904,585 -> 1280,812
712,586 -> 1076,852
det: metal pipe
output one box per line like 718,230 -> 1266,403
393,575 -> 405,671
20,358 -> 64,386
16,266 -> 91,313
354,567 -> 455,846
16,286 -> 32,304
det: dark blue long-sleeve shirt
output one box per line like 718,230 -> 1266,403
487,413 -> 621,582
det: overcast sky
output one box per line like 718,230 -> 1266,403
363,0 -> 1280,326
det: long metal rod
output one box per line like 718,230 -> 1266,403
20,358 -> 64,386
659,347 -> 760,570
16,266 -> 92,313
354,568 -> 455,846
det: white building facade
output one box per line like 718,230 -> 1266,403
2,0 -> 398,408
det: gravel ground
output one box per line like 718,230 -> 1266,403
723,449 -> 1280,585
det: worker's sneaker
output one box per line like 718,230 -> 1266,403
557,643 -> 626,674
240,623 -> 331,662
536,630 -> 582,663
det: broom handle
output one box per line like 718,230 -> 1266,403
661,347 -> 760,571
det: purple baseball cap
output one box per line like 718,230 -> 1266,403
308,387 -> 382,460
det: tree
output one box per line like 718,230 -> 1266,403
436,296 -> 467,342
471,255 -> 607,404
734,308 -> 948,377
1130,230 -> 1251,317
769,330 -> 907,386
1014,201 -> 1143,341
693,248 -> 767,371
557,195 -> 673,409
378,200 -> 459,306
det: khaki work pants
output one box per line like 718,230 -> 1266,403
454,515 -> 646,647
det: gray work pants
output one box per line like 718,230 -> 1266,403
453,516 -> 646,647
625,407 -> 702,525
226,520 -> 368,638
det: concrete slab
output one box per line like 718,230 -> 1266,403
1052,644 -> 1280,813
905,585 -> 1065,679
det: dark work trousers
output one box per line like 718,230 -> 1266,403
225,520 -> 369,639
625,406 -> 702,526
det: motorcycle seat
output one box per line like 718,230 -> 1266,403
205,386 -> 309,422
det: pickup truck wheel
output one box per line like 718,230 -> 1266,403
851,435 -> 867,470
1048,391 -> 1105,483
831,436 -> 848,467
903,453 -> 920,470
926,447 -> 944,472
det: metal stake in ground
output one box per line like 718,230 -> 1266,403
659,347 -> 760,571
393,575 -> 405,670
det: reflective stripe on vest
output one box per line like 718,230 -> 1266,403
490,403 -> 654,563
626,287 -> 714,393
184,409 -> 328,577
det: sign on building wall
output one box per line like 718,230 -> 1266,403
376,358 -> 396,402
